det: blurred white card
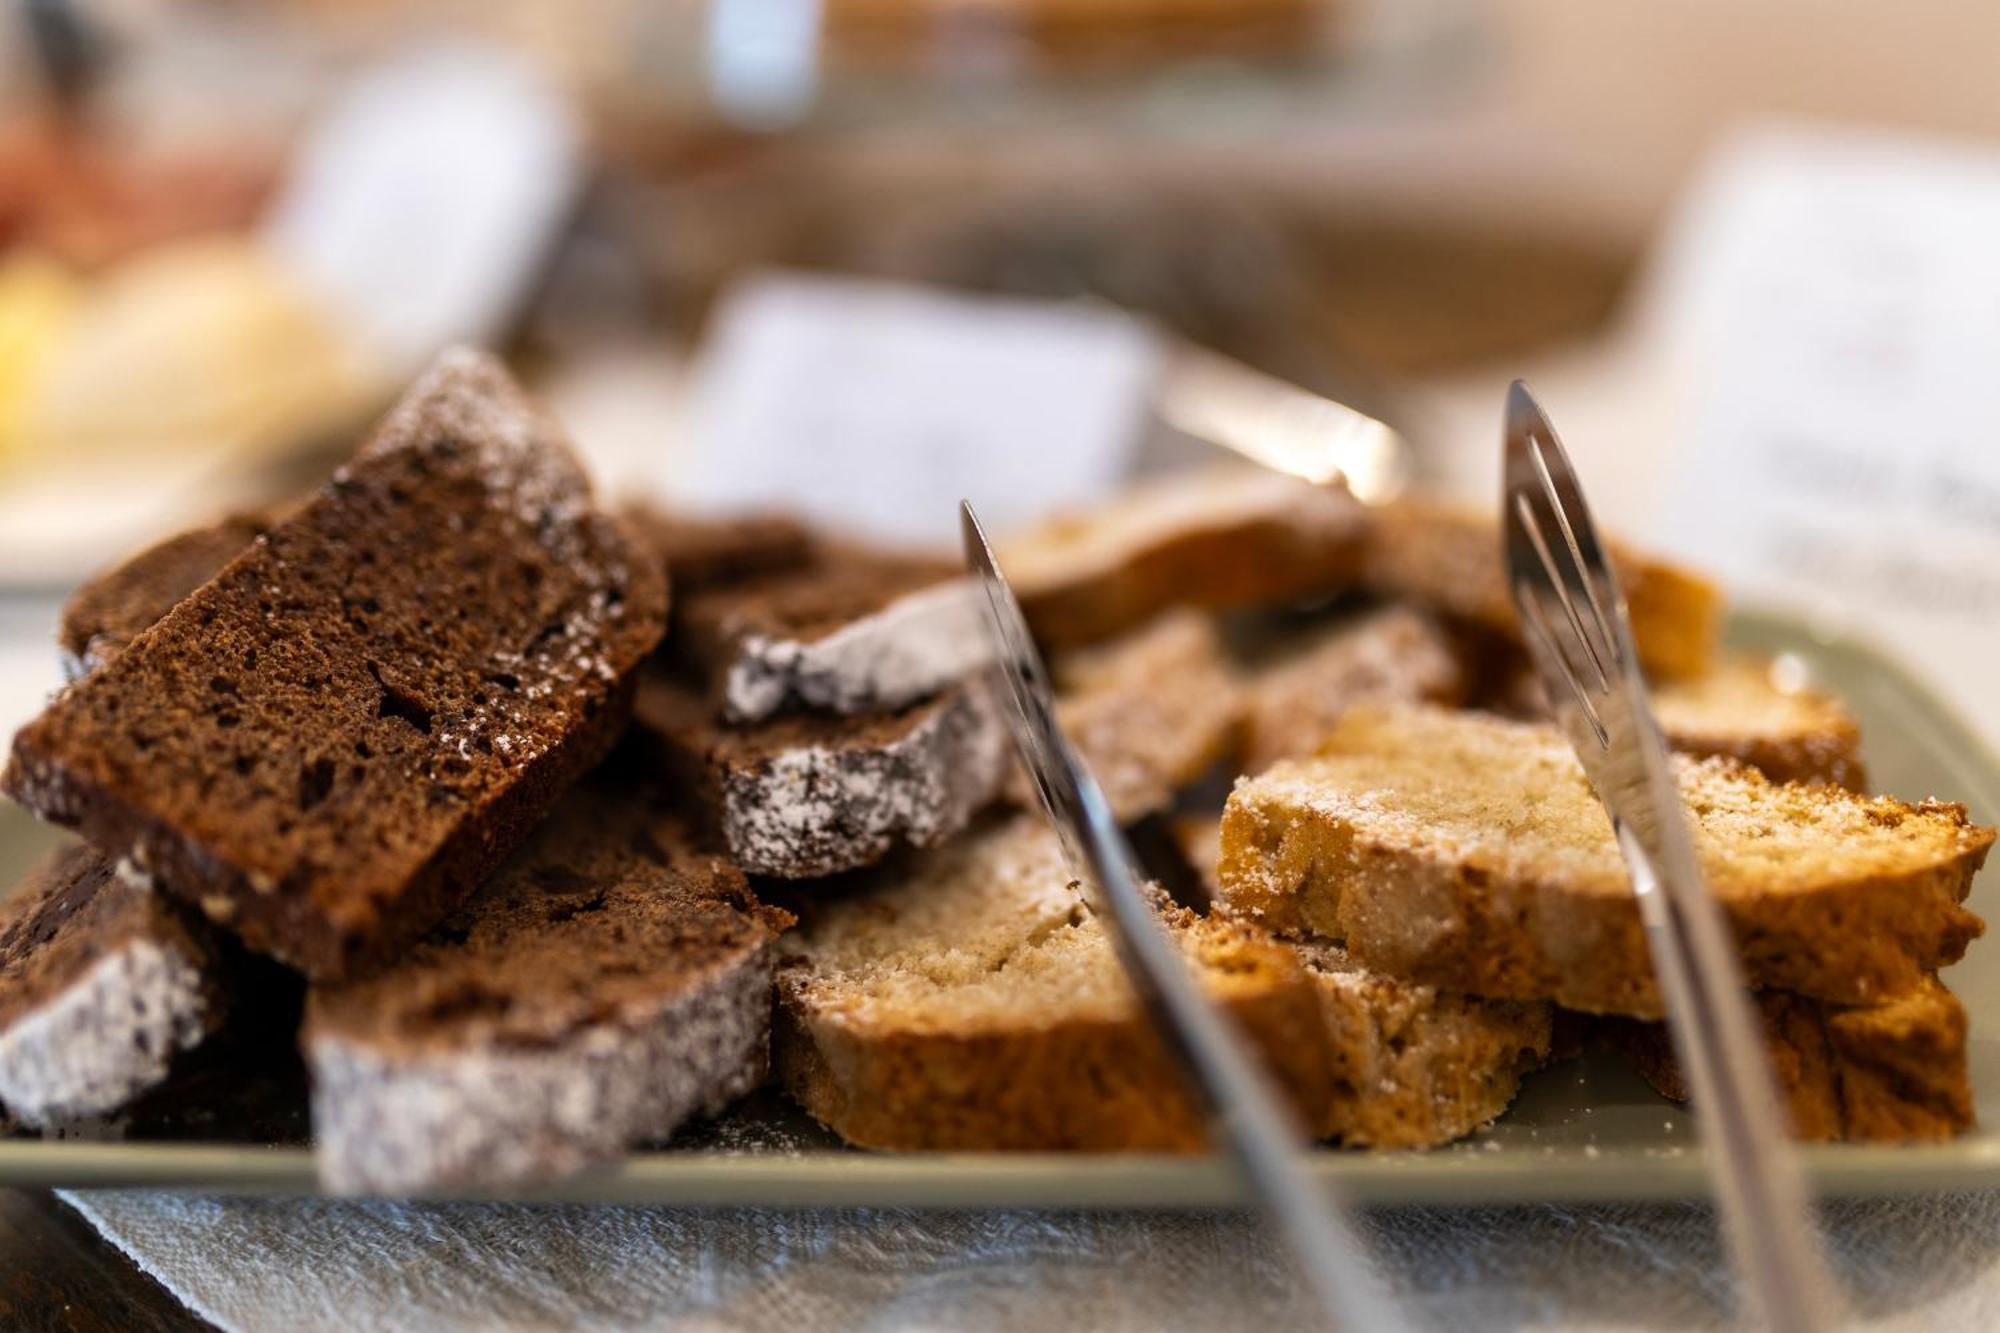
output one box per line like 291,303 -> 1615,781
264,43 -> 581,380
681,274 -> 1160,547
1650,127 -> 2000,745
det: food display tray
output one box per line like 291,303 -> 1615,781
4,610 -> 1997,1206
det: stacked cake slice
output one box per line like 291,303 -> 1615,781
1216,705 -> 1990,1140
624,505 -> 1010,879
776,479 -> 1993,1150
0,349 -> 788,1187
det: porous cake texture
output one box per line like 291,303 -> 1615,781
779,815 -> 1548,1151
1218,705 -> 1990,1016
4,349 -> 668,977
1038,608 -> 1246,823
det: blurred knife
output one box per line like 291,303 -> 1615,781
1154,343 -> 1413,504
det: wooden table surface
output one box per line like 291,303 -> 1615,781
0,1191 -> 212,1332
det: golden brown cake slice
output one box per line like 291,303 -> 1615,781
1037,608 -> 1245,823
1491,652 -> 1866,789
1236,604 -> 1465,772
1361,496 -> 1721,680
824,0 -> 1316,70
778,814 -> 1550,1151
1217,705 -> 1991,1016
775,816 -> 1336,1151
1001,467 -> 1366,650
1610,977 -> 1972,1142
1292,940 -> 1553,1148
1651,658 -> 1866,790
1175,816 -> 1552,1148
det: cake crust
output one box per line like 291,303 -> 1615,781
620,503 -> 815,595
674,544 -> 986,723
57,512 -> 274,680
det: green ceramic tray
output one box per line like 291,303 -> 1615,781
2,609 -> 1996,1206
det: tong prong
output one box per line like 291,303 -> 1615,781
960,500 -> 1404,1333
1511,454 -> 1616,694
1500,381 -> 1837,1333
1527,433 -> 1624,673
1514,576 -> 1611,749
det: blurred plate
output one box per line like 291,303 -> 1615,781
2,608 -> 1998,1204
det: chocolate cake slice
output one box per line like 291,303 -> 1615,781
620,503 -> 815,595
58,512 -> 275,681
674,543 -> 989,723
633,671 -> 1008,878
305,774 -> 790,1193
3,349 -> 669,978
0,842 -> 225,1125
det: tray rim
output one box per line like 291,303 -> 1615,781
7,605 -> 2000,1208
16,1137 -> 2000,1209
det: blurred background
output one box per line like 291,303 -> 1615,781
5,0 -> 2000,739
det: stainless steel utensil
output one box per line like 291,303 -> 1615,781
961,499 -> 1404,1333
1500,380 -> 1837,1332
1153,345 -> 1413,504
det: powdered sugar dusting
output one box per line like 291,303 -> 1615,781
721,684 -> 1010,878
1240,605 -> 1463,770
723,578 -> 992,722
0,938 -> 215,1126
356,348 -> 658,776
308,943 -> 773,1193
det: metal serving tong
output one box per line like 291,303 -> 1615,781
961,501 -> 1405,1333
1499,382 -> 1837,1332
